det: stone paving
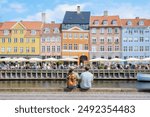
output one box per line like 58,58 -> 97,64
0,92 -> 150,100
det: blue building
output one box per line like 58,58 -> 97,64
121,18 -> 150,59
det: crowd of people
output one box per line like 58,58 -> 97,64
0,61 -> 150,70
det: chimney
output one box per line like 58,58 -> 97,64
51,21 -> 55,24
77,6 -> 80,14
41,12 -> 46,23
104,11 -> 108,16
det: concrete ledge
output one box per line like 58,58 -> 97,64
0,88 -> 137,92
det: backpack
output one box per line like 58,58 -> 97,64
67,73 -> 77,87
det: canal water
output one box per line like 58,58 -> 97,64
0,80 -> 137,89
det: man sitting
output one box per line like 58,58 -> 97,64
79,66 -> 94,90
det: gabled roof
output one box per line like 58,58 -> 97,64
63,11 -> 90,24
21,21 -> 43,30
121,18 -> 148,27
0,21 -> 43,30
0,21 -> 17,30
90,15 -> 122,27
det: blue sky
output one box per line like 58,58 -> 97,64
0,0 -> 150,22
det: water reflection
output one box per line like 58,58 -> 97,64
0,80 -> 137,88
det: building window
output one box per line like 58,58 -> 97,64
80,34 -> 83,39
123,38 -> 127,42
92,46 -> 96,52
115,38 -> 119,43
4,30 -> 9,35
14,47 -> 17,53
139,20 -> 144,26
100,28 -> 105,34
20,47 -> 23,53
46,37 -> 50,42
107,37 -> 112,43
31,47 -> 35,53
57,46 -> 60,52
115,46 -> 119,51
68,33 -> 72,39
134,38 -> 138,42
100,46 -> 104,51
20,30 -> 23,34
2,38 -> 5,43
32,38 -> 35,43
57,37 -> 61,42
114,28 -> 119,33
92,38 -> 96,44
1,47 -> 5,52
93,20 -> 99,25
74,33 -> 78,39
108,46 -> 112,51
8,38 -> 11,43
140,37 -> 144,42
26,38 -> 30,43
69,44 -> 72,50
14,38 -> 17,43
74,44 -> 78,50
42,46 -> 45,52
139,30 -> 144,34
79,44 -> 82,50
47,46 -> 50,52
91,28 -> 96,34
100,38 -> 104,43
53,28 -> 59,34
124,46 -> 127,52
63,33 -> 67,39
20,38 -> 24,43
145,46 -> 150,51
127,20 -> 132,25
102,20 -> 108,25
107,28 -> 112,34
128,38 -> 133,42
26,47 -> 29,53
7,47 -> 11,52
140,46 -> 144,51
129,46 -> 133,51
13,30 -> 17,34
63,44 -> 67,50
112,20 -> 117,25
84,44 -> 88,50
42,38 -> 45,43
145,38 -> 149,42
44,28 -> 50,33
84,33 -> 88,39
134,46 -> 138,51
31,30 -> 36,35
52,46 -> 55,52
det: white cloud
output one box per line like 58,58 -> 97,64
109,3 -> 150,18
9,3 -> 27,13
20,3 -> 88,22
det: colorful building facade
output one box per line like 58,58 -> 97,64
0,21 -> 42,58
62,6 -> 90,64
121,18 -> 150,59
90,11 -> 122,59
41,22 -> 61,59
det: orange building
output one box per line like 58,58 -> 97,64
62,6 -> 91,65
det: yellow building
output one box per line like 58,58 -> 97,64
0,21 -> 43,58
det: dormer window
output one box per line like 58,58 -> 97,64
44,28 -> 50,33
127,20 -> 132,26
112,20 -> 117,25
53,28 -> 60,34
139,20 -> 144,26
4,30 -> 9,35
31,30 -> 36,35
93,20 -> 99,25
102,20 -> 108,25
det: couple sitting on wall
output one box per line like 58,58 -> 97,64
66,66 -> 94,90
